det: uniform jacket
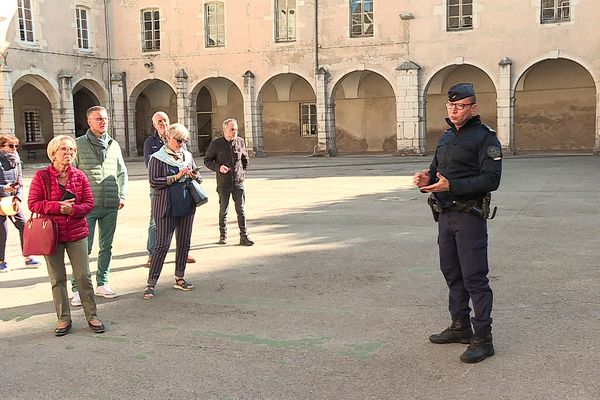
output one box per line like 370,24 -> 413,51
203,136 -> 248,189
0,153 -> 24,201
28,165 -> 94,243
74,130 -> 128,208
429,115 -> 502,207
143,130 -> 165,168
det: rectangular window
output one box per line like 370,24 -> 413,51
141,9 -> 160,52
205,2 -> 225,47
23,111 -> 42,143
541,0 -> 570,23
447,0 -> 473,31
275,0 -> 296,42
350,0 -> 373,37
299,103 -> 317,137
76,7 -> 90,50
17,0 -> 34,42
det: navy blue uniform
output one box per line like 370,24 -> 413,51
429,115 -> 502,336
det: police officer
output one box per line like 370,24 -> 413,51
413,83 -> 502,363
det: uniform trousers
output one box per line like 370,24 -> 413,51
147,210 -> 195,286
45,238 -> 98,322
0,210 -> 26,260
438,211 -> 493,336
217,186 -> 247,238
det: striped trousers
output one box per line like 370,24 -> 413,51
147,210 -> 195,286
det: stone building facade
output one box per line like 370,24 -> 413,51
1,0 -> 598,160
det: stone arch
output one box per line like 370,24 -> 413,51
257,73 -> 317,153
331,70 -> 396,153
129,79 -> 177,156
423,64 -> 497,153
189,76 -> 245,154
11,74 -> 59,149
513,58 -> 596,152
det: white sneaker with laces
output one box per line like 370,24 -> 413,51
95,285 -> 118,299
71,291 -> 82,307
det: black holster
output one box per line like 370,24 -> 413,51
427,194 -> 440,222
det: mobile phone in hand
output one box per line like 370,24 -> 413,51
61,190 -> 76,201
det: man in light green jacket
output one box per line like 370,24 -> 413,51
70,106 -> 128,306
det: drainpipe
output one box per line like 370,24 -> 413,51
122,72 -> 130,156
103,0 -> 113,123
314,0 -> 319,72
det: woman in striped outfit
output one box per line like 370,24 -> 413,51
144,123 -> 202,299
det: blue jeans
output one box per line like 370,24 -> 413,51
147,190 -> 156,256
72,206 -> 119,291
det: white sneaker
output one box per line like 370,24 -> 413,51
95,285 -> 118,299
71,291 -> 82,307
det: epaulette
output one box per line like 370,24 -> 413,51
482,124 -> 497,136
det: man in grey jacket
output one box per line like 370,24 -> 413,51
70,106 -> 128,306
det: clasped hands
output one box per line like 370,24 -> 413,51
413,169 -> 450,192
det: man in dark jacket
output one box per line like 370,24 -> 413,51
204,118 -> 253,246
413,83 -> 502,364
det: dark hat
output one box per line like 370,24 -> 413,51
448,83 -> 476,102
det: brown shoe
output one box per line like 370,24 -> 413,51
186,255 -> 196,263
88,318 -> 105,334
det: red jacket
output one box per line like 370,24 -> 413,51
28,165 -> 94,243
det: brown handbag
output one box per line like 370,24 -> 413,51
23,170 -> 58,256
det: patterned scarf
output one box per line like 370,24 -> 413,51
86,131 -> 111,161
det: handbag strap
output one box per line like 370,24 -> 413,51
30,169 -> 52,220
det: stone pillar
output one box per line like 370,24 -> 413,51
595,92 -> 600,153
57,71 -> 75,137
110,72 -> 132,156
315,67 -> 336,156
0,64 -> 15,136
395,61 -> 422,154
497,57 -> 513,151
175,69 -> 195,152
243,70 -> 263,157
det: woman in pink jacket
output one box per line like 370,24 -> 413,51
28,135 -> 105,336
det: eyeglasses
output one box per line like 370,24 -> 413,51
445,102 -> 475,111
3,144 -> 18,149
92,117 -> 109,122
174,138 -> 187,145
58,147 -> 76,153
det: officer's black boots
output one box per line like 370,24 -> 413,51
429,320 -> 473,344
460,334 -> 495,363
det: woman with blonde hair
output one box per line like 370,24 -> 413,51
0,134 -> 40,272
28,135 -> 105,335
144,123 -> 203,299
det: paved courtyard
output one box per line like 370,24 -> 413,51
1,154 -> 599,399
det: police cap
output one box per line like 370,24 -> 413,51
448,83 -> 476,102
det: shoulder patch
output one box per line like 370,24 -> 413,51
482,124 -> 497,135
487,146 -> 502,160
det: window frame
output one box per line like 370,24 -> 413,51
75,6 -> 91,50
275,0 -> 296,43
540,0 -> 570,24
349,0 -> 374,38
17,0 -> 35,43
23,109 -> 42,144
205,2 -> 225,48
141,8 -> 161,52
299,103 -> 317,138
447,0 -> 473,31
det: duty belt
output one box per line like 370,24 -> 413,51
428,194 -> 497,220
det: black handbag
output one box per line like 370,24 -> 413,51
186,179 -> 208,207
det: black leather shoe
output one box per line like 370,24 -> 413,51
239,237 -> 254,246
460,334 -> 494,363
54,321 -> 72,337
429,320 -> 473,344
88,319 -> 106,334
218,236 -> 227,245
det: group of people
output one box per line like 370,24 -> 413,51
6,82 -> 501,364
2,105 -> 254,336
